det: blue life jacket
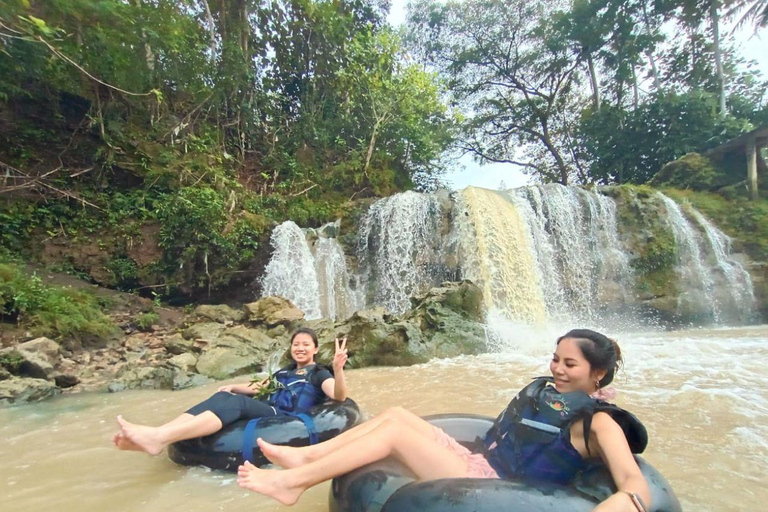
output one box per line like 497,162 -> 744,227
483,377 -> 647,485
267,364 -> 329,414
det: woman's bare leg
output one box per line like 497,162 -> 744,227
114,413 -> 198,451
116,411 -> 223,455
259,407 -> 436,468
237,417 -> 468,505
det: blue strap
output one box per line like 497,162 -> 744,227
241,412 -> 319,465
291,412 -> 319,445
241,418 -> 260,463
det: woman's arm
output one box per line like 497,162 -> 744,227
589,412 -> 652,512
321,337 -> 348,401
218,380 -> 263,396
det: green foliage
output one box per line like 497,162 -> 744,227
155,186 -> 267,292
0,261 -> 117,339
578,91 -> 752,184
0,350 -> 25,373
105,257 -> 139,288
135,311 -> 159,332
650,153 -> 721,191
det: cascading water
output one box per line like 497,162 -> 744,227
508,185 -> 634,324
260,221 -> 358,320
658,193 -> 722,322
356,191 -> 451,313
689,208 -> 755,318
311,222 -> 363,320
258,187 -> 755,327
261,221 -> 322,319
454,187 -> 546,323
656,194 -> 755,323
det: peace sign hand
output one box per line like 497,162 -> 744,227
333,336 -> 348,372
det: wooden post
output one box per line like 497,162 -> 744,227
747,135 -> 758,200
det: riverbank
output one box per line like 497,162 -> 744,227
1,274 -> 488,405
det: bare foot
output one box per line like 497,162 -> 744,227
116,415 -> 166,455
113,432 -> 142,451
257,438 -> 309,469
236,461 -> 303,505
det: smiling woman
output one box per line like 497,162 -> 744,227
113,328 -> 349,457
236,329 -> 658,512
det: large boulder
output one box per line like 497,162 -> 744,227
182,322 -> 227,343
2,337 -> 62,380
195,304 -> 246,324
244,296 -> 305,327
194,326 -> 277,380
405,281 -> 488,357
107,365 -> 174,392
329,308 -> 428,367
165,333 -> 201,355
0,377 -> 60,404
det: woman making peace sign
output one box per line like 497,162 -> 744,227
113,327 -> 349,455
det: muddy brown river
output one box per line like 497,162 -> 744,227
2,326 -> 767,512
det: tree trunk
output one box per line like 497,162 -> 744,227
642,2 -> 662,91
711,1 -> 727,118
540,123 -> 569,185
747,135 -> 758,200
631,62 -> 639,109
587,53 -> 600,111
201,0 -> 217,62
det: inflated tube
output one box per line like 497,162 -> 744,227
329,414 -> 681,512
169,399 -> 361,472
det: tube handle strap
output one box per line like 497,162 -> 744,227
241,418 -> 260,463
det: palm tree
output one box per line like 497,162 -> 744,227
726,0 -> 768,33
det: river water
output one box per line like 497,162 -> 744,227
2,326 -> 767,512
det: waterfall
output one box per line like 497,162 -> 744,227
356,191 -> 450,313
261,221 -> 322,319
257,187 -> 756,328
689,209 -> 755,317
311,222 -> 362,320
455,187 -> 546,323
656,193 -> 755,323
261,221 -> 357,321
509,185 -> 634,323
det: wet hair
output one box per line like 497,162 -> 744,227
290,327 -> 319,348
556,329 -> 622,388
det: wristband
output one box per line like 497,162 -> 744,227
624,491 -> 648,512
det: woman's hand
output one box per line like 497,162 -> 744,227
218,382 -> 260,396
333,336 -> 348,373
218,384 -> 238,393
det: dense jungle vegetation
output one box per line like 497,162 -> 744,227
1,0 -> 767,336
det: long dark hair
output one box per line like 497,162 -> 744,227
557,329 -> 622,388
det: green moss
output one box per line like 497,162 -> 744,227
135,312 -> 160,331
650,153 -> 721,191
0,350 -> 24,373
611,185 -> 680,298
663,189 -> 768,262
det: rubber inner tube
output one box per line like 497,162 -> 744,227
169,398 -> 361,472
329,413 -> 682,512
